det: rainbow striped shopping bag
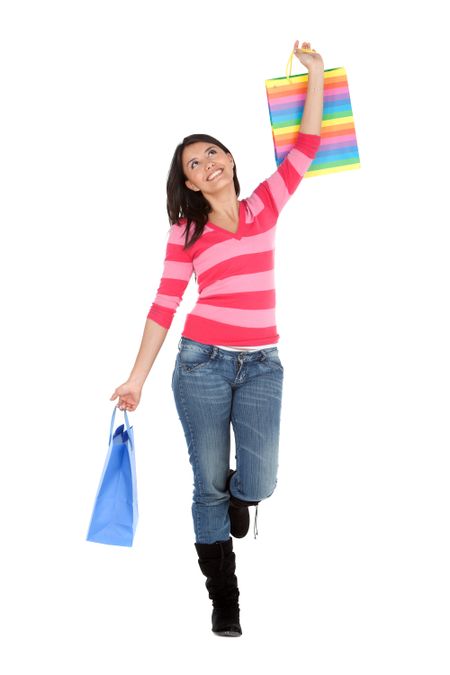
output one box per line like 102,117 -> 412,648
265,51 -> 360,176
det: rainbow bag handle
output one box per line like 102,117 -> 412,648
265,49 -> 361,176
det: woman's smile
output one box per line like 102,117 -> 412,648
207,168 -> 223,181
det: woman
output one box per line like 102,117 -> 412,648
111,40 -> 324,637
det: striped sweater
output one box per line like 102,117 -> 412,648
147,132 -> 321,347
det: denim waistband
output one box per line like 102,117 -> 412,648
178,336 -> 278,360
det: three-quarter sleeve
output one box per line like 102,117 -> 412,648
147,224 -> 194,330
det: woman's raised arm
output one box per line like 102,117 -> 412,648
295,40 -> 324,135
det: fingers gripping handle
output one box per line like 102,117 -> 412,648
109,406 -> 134,453
286,45 -> 316,81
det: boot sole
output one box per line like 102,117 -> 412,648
213,629 -> 242,637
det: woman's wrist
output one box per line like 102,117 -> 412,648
307,64 -> 324,76
128,373 -> 146,387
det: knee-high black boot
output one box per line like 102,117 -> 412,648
194,537 -> 242,637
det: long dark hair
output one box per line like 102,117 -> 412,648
166,133 -> 241,250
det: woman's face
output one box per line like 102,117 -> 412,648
182,142 -> 234,195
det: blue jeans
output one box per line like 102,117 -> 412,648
171,336 -> 284,544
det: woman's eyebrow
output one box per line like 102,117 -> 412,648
186,146 -> 216,167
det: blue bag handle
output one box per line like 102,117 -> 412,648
109,406 -> 134,453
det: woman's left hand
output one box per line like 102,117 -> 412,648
294,40 -> 324,71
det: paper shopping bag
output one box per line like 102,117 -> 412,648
265,50 -> 360,176
86,407 -> 138,547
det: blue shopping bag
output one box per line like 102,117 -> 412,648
86,406 -> 138,546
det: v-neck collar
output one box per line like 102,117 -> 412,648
207,200 -> 243,239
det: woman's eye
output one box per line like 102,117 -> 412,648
191,149 -> 216,169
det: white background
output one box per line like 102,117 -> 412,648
1,0 -> 448,672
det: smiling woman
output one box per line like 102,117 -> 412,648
110,39 -> 324,639
184,144 -> 233,208
166,133 -> 241,249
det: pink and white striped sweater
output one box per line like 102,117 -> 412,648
147,132 -> 321,347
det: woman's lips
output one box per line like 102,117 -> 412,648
207,169 -> 223,181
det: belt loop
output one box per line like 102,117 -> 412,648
178,337 -> 182,351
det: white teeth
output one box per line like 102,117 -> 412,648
207,169 -> 222,181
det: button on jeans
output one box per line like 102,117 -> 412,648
171,336 -> 284,544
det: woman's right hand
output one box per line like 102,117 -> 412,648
293,40 -> 324,71
110,380 -> 142,412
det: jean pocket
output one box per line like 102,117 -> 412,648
264,350 -> 284,372
178,346 -> 214,373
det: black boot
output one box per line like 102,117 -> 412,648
194,537 -> 242,637
226,469 -> 260,538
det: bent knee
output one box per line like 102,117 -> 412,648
260,481 -> 277,500
246,479 -> 278,502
